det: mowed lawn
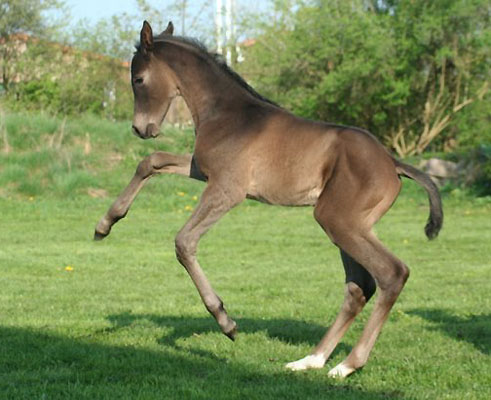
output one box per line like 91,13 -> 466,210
1,124 -> 490,398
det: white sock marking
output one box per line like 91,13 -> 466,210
285,354 -> 326,371
327,362 -> 356,378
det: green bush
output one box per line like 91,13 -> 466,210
468,145 -> 491,196
240,0 -> 489,156
440,145 -> 491,197
2,38 -> 132,119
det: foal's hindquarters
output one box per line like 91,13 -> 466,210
285,128 -> 409,377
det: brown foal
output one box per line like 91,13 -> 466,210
94,21 -> 443,378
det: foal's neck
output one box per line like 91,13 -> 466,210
159,40 -> 254,128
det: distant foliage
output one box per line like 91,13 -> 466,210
3,37 -> 133,119
240,0 -> 490,156
0,0 -> 65,92
0,1 -> 133,119
470,145 -> 491,196
0,1 -> 217,120
450,145 -> 491,197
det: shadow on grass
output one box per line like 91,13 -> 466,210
408,308 -> 490,355
0,326 -> 404,399
105,312 -> 351,355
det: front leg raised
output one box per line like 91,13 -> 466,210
94,152 -> 192,240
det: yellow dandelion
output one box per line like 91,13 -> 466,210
177,191 -> 186,197
29,196 -> 34,201
403,239 -> 409,245
65,266 -> 74,272
184,205 -> 193,211
192,195 -> 198,201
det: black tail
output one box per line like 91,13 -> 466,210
395,160 -> 443,240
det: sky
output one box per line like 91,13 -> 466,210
64,0 -> 144,24
58,0 -> 219,42
62,1 -> 267,28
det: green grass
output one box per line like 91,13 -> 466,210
0,112 -> 490,399
0,111 -> 195,198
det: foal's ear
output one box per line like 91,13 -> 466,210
161,21 -> 174,36
140,20 -> 154,54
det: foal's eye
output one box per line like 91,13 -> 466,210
134,77 -> 144,85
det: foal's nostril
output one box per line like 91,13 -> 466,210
146,123 -> 159,138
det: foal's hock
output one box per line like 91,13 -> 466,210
94,20 -> 443,378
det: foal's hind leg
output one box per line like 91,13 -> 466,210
286,251 -> 375,371
312,178 -> 408,377
94,152 -> 192,240
290,163 -> 407,378
325,232 -> 409,378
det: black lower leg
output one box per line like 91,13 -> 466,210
340,249 -> 376,302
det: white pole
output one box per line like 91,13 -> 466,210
225,0 -> 232,64
215,0 -> 223,54
232,0 -> 244,62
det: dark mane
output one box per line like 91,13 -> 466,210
138,35 -> 279,107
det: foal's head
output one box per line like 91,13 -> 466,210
131,21 -> 177,139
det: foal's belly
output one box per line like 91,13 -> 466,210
246,170 -> 325,206
246,188 -> 322,206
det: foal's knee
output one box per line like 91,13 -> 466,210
137,152 -> 171,178
175,235 -> 188,264
175,233 -> 196,266
380,261 -> 410,300
393,261 -> 410,288
136,156 -> 153,179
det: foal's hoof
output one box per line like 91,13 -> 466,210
94,218 -> 112,241
94,230 -> 108,241
327,362 -> 356,379
224,323 -> 238,341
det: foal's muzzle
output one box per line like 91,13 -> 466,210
132,123 -> 160,139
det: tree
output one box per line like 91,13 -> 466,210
67,1 -> 215,61
0,0 -> 65,91
385,0 -> 490,156
69,13 -> 138,61
135,0 -> 214,39
239,0 -> 490,156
